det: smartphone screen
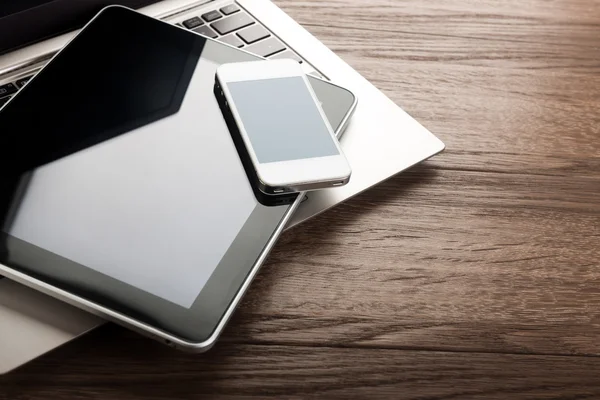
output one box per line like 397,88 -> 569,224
226,76 -> 340,164
217,59 -> 351,195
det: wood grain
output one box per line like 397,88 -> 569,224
218,0 -> 600,357
4,326 -> 600,399
2,0 -> 600,398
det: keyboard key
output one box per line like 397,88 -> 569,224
0,96 -> 10,107
220,4 -> 240,15
271,51 -> 303,64
15,76 -> 33,88
211,12 -> 254,35
202,10 -> 222,22
0,83 -> 17,98
237,25 -> 270,44
183,16 -> 203,29
219,34 -> 244,48
245,37 -> 286,58
193,25 -> 218,39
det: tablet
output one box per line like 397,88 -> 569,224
0,6 -> 356,350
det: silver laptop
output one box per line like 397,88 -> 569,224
0,0 -> 444,374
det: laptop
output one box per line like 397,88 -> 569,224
0,0 -> 445,374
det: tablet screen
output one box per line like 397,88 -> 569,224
0,7 -> 354,342
6,53 -> 271,309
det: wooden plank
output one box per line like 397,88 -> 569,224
198,0 -> 600,356
220,163 -> 600,355
2,327 -> 600,399
276,0 -> 600,49
276,0 -> 600,160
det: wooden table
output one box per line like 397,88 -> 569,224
2,0 -> 600,398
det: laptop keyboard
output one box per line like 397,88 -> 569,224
181,3 -> 302,63
0,81 -> 20,107
0,2 -> 304,107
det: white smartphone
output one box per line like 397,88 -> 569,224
215,59 -> 352,195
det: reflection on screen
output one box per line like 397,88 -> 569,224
5,56 -> 258,308
227,77 -> 339,164
0,19 -> 271,309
